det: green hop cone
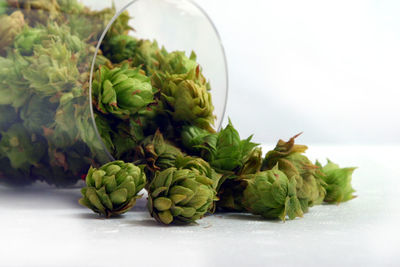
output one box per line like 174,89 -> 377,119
22,40 -> 80,97
152,70 -> 215,132
92,64 -> 155,119
148,167 -> 217,225
130,38 -> 208,84
180,125 -> 214,153
262,134 -> 327,212
102,34 -> 138,63
14,26 -> 44,55
242,166 -> 303,221
130,39 -> 160,75
0,53 -> 31,109
316,159 -> 356,204
135,130 -> 183,180
104,10 -> 132,39
0,11 -> 25,55
196,120 -> 258,174
44,91 -> 82,148
175,155 -> 221,191
79,161 -> 146,217
238,147 -> 263,175
157,49 -> 208,86
0,123 -> 46,170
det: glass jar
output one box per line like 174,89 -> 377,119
0,0 -> 228,187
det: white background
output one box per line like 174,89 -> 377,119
194,0 -> 400,145
1,1 -> 399,266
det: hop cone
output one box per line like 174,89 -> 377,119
44,91 -> 82,148
131,39 -> 208,84
135,130 -> 183,180
79,161 -> 146,217
92,64 -> 155,119
22,40 -> 80,97
180,125 -> 216,155
0,123 -> 46,170
157,49 -> 208,86
0,53 -> 30,109
152,70 -> 215,131
175,155 -> 221,191
148,167 -> 217,225
262,134 -> 326,212
129,39 -> 160,74
242,166 -> 303,221
102,34 -> 138,63
0,11 -> 25,55
316,159 -> 356,204
14,26 -> 44,55
185,121 -> 258,174
238,147 -> 263,175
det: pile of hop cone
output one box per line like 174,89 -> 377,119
0,1 -> 356,224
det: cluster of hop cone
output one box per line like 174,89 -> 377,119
80,129 -> 356,225
0,0 -> 356,225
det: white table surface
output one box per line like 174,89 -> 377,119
1,145 -> 399,267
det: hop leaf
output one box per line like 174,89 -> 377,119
92,64 -> 156,119
148,167 -> 217,224
262,134 -> 327,212
316,159 -> 356,204
79,161 -> 146,217
242,166 -> 303,221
